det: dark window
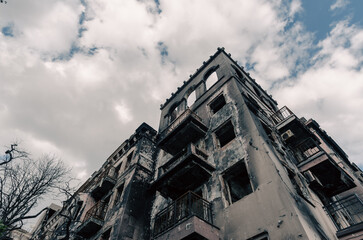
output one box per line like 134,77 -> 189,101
101,228 -> 111,240
115,163 -> 122,177
224,161 -> 252,203
73,201 -> 83,220
124,151 -> 134,169
243,93 -> 261,115
115,183 -> 124,205
232,65 -> 244,80
215,120 -> 236,147
210,94 -> 226,114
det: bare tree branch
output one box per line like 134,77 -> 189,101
0,144 -> 70,239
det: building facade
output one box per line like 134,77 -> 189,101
31,48 -> 363,240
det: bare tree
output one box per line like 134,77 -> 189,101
0,144 -> 69,239
31,181 -> 82,240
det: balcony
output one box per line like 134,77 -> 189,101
90,167 -> 116,201
158,109 -> 208,155
153,191 -> 219,240
293,138 -> 324,164
301,155 -> 355,198
153,144 -> 215,199
76,201 -> 108,238
325,194 -> 363,239
270,106 -> 315,145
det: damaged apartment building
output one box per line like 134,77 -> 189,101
31,48 -> 363,240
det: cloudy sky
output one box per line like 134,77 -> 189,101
1,0 -> 363,184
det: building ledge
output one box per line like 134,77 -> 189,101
152,145 -> 214,199
158,109 -> 208,155
153,216 -> 220,240
336,222 -> 363,239
76,217 -> 103,238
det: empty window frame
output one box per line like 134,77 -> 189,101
187,90 -> 197,107
114,183 -> 125,205
101,228 -> 111,240
209,94 -> 226,114
215,120 -> 236,147
124,151 -> 134,169
224,161 -> 253,203
115,163 -> 122,178
204,66 -> 219,90
73,201 -> 83,220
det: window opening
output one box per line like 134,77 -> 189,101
224,161 -> 253,203
187,90 -> 196,107
232,65 -> 244,80
170,107 -> 177,122
73,201 -> 83,220
124,151 -> 134,169
101,228 -> 111,240
243,93 -> 261,115
206,71 -> 218,90
215,120 -> 236,147
210,94 -> 226,114
261,121 -> 274,143
253,85 -> 262,98
115,163 -> 122,178
114,183 -> 124,205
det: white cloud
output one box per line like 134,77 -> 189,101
115,102 -> 133,124
273,20 -> 363,166
330,0 -> 350,10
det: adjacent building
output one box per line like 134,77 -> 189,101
31,48 -> 363,240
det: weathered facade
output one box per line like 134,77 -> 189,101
31,48 -> 363,240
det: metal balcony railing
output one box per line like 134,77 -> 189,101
294,138 -> 324,163
160,109 -> 203,139
326,194 -> 363,231
84,201 -> 108,223
153,191 -> 213,237
270,106 -> 295,125
158,144 -> 208,177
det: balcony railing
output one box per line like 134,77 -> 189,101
153,191 -> 213,237
326,194 -> 363,231
160,109 -> 203,139
84,201 -> 108,223
158,144 -> 208,177
270,106 -> 295,125
294,138 -> 324,163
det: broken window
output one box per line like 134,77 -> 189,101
124,151 -> 134,170
209,94 -> 226,114
224,161 -> 252,203
215,120 -> 236,147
